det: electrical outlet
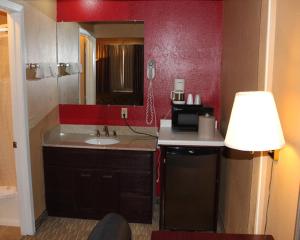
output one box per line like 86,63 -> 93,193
121,108 -> 128,119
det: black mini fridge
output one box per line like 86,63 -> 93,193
160,147 -> 220,231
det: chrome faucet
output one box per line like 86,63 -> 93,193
103,126 -> 109,137
96,129 -> 101,137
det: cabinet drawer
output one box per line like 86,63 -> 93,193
120,194 -> 152,223
43,147 -> 153,170
119,171 -> 152,194
43,147 -> 96,167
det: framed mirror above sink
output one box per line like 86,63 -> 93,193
57,21 -> 144,106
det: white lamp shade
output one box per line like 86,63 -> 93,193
225,91 -> 285,151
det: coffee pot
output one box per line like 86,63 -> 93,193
171,79 -> 185,104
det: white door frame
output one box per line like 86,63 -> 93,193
253,0 -> 277,234
0,0 -> 35,235
79,28 -> 96,104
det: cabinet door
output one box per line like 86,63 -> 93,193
44,166 -> 76,217
120,193 -> 152,223
74,169 -> 119,219
119,171 -> 152,195
119,171 -> 153,223
95,171 -> 119,217
163,147 -> 219,231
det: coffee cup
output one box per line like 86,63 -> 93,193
194,94 -> 201,105
187,93 -> 193,105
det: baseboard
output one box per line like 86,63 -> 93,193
35,210 -> 48,230
0,218 -> 20,227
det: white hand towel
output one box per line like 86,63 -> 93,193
49,63 -> 59,77
65,64 -> 72,74
40,63 -> 51,78
70,62 -> 79,74
35,65 -> 44,79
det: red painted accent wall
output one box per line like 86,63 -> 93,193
57,0 -> 223,126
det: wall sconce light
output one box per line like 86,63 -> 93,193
224,91 -> 285,159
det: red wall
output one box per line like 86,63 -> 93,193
57,0 -> 223,127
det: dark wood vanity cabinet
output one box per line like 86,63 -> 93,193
43,147 -> 154,223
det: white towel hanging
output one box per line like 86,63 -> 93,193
35,65 -> 44,79
70,62 -> 78,74
65,64 -> 72,74
40,63 -> 51,78
49,63 -> 59,77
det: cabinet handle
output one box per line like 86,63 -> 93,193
102,175 -> 113,179
188,150 -> 195,155
80,173 -> 91,177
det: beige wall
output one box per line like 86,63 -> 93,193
267,0 -> 300,239
57,22 -> 80,104
0,13 -> 17,187
23,0 -> 56,20
12,0 -> 59,219
220,0 -> 267,233
221,0 -> 263,134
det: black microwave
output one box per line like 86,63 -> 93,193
172,104 -> 214,131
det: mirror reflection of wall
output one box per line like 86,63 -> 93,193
57,22 -> 80,104
57,21 -> 144,106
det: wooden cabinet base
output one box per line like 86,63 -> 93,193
43,147 -> 153,223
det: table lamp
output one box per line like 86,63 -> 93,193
224,91 -> 285,154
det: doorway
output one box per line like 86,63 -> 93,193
0,0 -> 35,235
0,10 -> 19,228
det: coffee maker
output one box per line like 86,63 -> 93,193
171,79 -> 185,104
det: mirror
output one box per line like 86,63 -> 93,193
57,21 -> 144,105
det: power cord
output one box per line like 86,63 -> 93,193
123,115 -> 158,138
264,159 -> 274,234
146,80 -> 157,128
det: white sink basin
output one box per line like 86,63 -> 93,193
85,138 -> 120,145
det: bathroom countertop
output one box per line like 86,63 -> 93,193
158,120 -> 224,147
43,126 -> 157,152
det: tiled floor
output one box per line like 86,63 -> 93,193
0,226 -> 21,240
22,205 -> 159,240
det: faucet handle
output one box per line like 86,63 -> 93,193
103,125 -> 109,136
113,130 -> 117,137
96,129 -> 101,137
